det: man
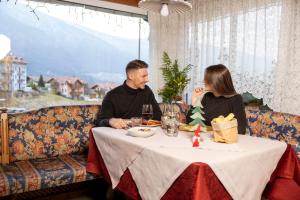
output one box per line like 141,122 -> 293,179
98,59 -> 162,129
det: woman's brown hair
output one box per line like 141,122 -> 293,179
204,64 -> 237,96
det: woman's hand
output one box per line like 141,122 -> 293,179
192,87 -> 204,105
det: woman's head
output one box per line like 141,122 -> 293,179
204,64 -> 236,96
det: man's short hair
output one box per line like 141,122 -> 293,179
126,60 -> 148,74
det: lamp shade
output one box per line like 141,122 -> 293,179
160,4 -> 169,16
138,0 -> 192,15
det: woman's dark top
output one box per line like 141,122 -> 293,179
98,81 -> 162,127
187,92 -> 247,134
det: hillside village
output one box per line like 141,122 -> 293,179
0,53 -> 118,112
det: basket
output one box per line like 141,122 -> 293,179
211,119 -> 238,143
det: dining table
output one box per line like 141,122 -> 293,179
86,127 -> 300,200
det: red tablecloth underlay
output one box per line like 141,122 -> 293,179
86,131 -> 300,200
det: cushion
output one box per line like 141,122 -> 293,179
246,110 -> 300,159
8,105 -> 100,162
0,154 -> 99,197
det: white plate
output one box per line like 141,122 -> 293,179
127,127 -> 156,137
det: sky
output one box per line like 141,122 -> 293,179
19,0 -> 149,39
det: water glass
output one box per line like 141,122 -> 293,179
163,112 -> 179,137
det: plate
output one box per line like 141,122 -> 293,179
127,127 -> 156,137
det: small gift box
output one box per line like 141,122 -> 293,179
211,117 -> 238,144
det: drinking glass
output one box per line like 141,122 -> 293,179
163,112 -> 179,137
142,104 -> 153,122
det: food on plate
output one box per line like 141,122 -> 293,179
142,120 -> 161,126
138,128 -> 151,132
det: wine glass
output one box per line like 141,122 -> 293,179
142,104 -> 153,124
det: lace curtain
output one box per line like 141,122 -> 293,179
273,0 -> 300,114
149,0 -> 300,115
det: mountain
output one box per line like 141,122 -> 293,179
0,2 -> 149,84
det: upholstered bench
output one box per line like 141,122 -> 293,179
0,105 -> 101,197
246,109 -> 300,159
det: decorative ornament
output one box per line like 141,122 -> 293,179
189,97 -> 206,147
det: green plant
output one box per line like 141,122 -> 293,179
158,52 -> 192,103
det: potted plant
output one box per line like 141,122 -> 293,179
158,52 -> 192,103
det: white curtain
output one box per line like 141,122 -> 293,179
273,0 -> 300,114
149,0 -> 300,115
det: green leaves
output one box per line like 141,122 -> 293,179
159,52 -> 192,103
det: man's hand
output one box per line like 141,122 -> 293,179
109,118 -> 128,129
192,87 -> 205,106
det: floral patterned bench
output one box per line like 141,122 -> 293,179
246,109 -> 300,159
0,105 -> 100,197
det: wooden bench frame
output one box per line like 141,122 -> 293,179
0,108 -> 9,164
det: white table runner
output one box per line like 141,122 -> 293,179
92,127 -> 286,200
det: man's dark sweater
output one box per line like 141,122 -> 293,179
187,92 -> 247,134
98,82 -> 162,127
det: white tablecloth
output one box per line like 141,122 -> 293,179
92,127 -> 286,200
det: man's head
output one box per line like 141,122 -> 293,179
126,60 -> 149,89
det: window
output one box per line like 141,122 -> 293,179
188,2 -> 281,106
0,0 -> 149,112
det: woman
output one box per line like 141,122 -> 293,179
188,64 -> 247,134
